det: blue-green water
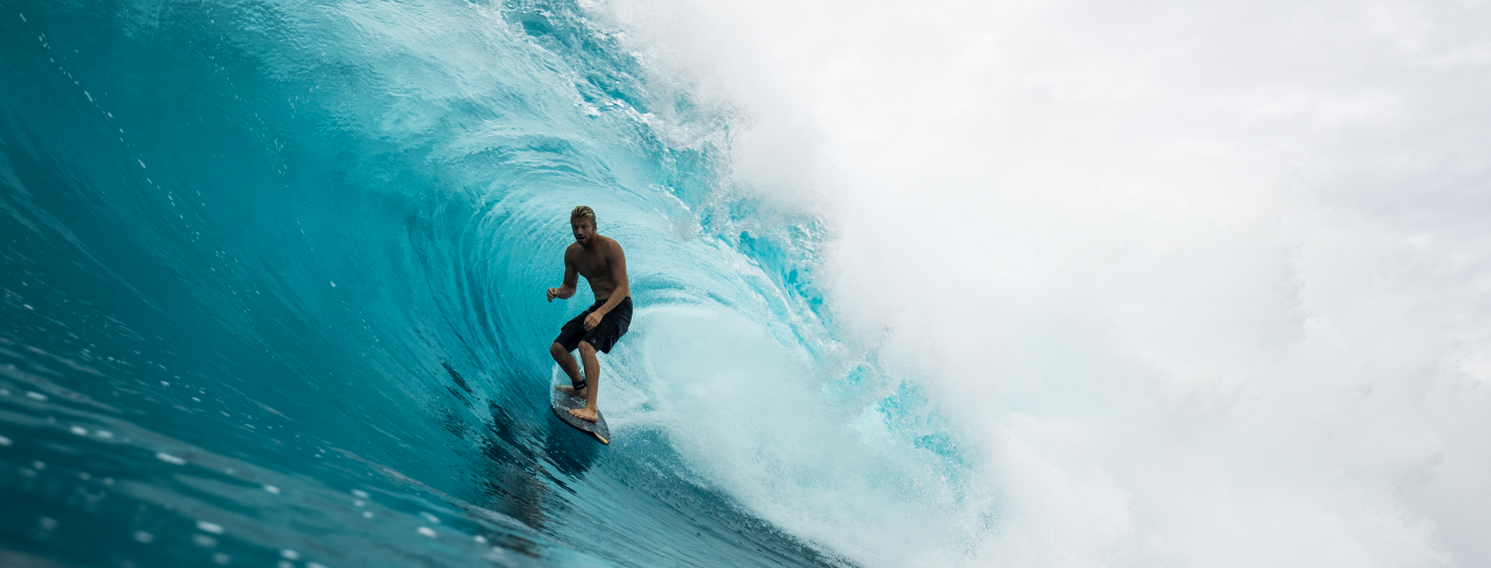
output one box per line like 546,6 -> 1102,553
0,1 -> 873,566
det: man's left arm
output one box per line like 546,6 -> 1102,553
583,242 -> 629,329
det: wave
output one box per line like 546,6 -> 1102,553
0,0 -> 941,566
9,0 -> 1491,567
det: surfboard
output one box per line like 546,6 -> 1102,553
550,388 -> 610,445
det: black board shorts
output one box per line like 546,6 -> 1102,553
553,296 -> 632,354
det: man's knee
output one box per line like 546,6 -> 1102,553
578,341 -> 596,356
549,342 -> 568,359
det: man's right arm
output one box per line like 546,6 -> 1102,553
546,247 -> 579,302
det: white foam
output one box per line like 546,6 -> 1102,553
596,0 -> 1491,565
628,305 -> 953,566
155,452 -> 185,465
416,526 -> 436,538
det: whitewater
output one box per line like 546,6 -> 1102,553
3,0 -> 1491,567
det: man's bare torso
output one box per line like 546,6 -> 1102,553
567,236 -> 623,302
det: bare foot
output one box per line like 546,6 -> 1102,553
568,407 -> 599,423
556,384 -> 587,398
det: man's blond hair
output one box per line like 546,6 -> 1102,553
571,205 -> 596,225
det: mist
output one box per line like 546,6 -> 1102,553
586,0 -> 1491,566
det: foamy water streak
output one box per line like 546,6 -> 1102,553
594,0 -> 1491,566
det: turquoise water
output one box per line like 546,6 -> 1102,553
0,1 -> 895,566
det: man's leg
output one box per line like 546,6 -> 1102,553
550,342 -> 586,397
567,341 -> 600,423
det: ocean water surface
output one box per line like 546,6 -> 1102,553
8,0 -> 1491,567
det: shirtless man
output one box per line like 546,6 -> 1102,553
546,205 -> 632,423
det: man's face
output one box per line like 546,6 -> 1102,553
571,218 -> 595,244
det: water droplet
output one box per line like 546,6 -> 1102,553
263,485 -> 281,494
196,521 -> 224,534
26,391 -> 46,401
280,549 -> 300,560
416,527 -> 436,538
350,489 -> 369,499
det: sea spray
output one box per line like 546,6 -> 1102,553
591,0 -> 1491,565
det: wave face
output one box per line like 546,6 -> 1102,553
0,1 -> 893,566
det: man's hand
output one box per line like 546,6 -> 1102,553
547,287 -> 560,302
584,311 -> 603,330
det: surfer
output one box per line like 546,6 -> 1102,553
546,205 -> 632,423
